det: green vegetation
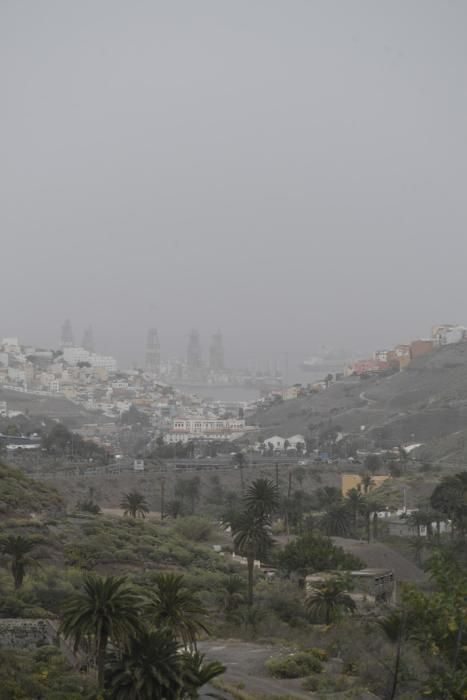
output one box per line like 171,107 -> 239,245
0,534 -> 40,589
42,423 -> 108,463
277,532 -> 363,576
0,646 -> 97,699
120,490 -> 149,518
266,650 -> 323,678
1,453 -> 467,698
0,462 -> 63,514
305,575 -> 357,625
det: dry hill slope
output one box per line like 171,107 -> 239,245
253,343 -> 467,459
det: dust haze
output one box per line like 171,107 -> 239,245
1,0 -> 466,367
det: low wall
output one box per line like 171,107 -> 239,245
0,619 -> 57,650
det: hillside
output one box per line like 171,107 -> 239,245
0,387 -> 101,427
0,462 -> 64,515
253,343 -> 467,459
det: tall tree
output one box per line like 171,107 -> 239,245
231,510 -> 273,606
180,651 -> 225,699
219,574 -> 246,615
232,452 -> 246,492
360,473 -> 374,495
431,472 -> 467,539
60,574 -> 144,690
305,576 -> 356,625
0,535 -> 38,589
345,488 -> 364,531
244,478 -> 280,519
320,504 -> 352,537
120,491 -> 149,519
105,629 -> 183,700
150,573 -> 209,650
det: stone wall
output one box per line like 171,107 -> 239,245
0,619 -> 57,650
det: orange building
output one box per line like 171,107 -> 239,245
410,339 -> 433,359
342,473 -> 391,497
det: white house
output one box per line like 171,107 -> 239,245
288,434 -> 306,450
264,436 -> 286,451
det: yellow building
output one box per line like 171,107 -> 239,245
341,473 -> 390,497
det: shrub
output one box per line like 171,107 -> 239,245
302,675 -> 319,691
174,516 -> 212,542
307,647 -> 329,662
266,651 -> 323,678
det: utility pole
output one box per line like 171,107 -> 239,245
275,462 -> 279,488
160,477 -> 166,521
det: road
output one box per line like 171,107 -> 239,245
198,640 -> 313,699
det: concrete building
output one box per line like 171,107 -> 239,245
410,339 -> 433,359
432,324 -> 466,347
393,344 -> 411,369
306,568 -> 395,606
347,359 -> 389,376
145,328 -> 161,375
60,319 -> 74,347
264,435 -> 286,451
288,434 -> 306,450
166,416 -> 247,443
63,347 -> 117,373
187,329 -> 202,369
341,473 -> 390,497
82,325 -> 95,353
209,330 -> 225,371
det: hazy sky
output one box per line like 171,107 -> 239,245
2,1 -> 467,367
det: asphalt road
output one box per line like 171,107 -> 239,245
198,640 -> 313,699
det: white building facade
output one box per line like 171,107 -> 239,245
165,417 -> 247,444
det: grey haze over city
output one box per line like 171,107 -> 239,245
1,0 -> 467,370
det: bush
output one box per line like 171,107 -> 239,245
306,647 -> 329,662
277,533 -> 364,576
174,516 -> 212,542
266,651 -> 323,678
302,675 -> 319,691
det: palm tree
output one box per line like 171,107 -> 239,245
120,491 -> 149,519
293,466 -> 306,488
408,510 -> 431,539
150,573 -> 209,649
238,605 -> 268,638
315,486 -> 343,509
358,496 -> 382,543
431,472 -> 467,539
180,651 -> 225,699
345,488 -> 364,531
243,478 -> 280,519
319,504 -> 352,537
232,452 -> 246,491
0,535 -> 38,589
360,473 -> 374,495
378,610 -> 409,700
60,574 -> 144,689
220,574 -> 246,615
105,628 -> 182,700
305,576 -> 356,625
231,510 -> 273,606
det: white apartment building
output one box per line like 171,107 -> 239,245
63,347 -> 91,365
49,380 -> 61,393
91,354 -> 117,372
63,346 -> 117,373
165,417 -> 247,444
